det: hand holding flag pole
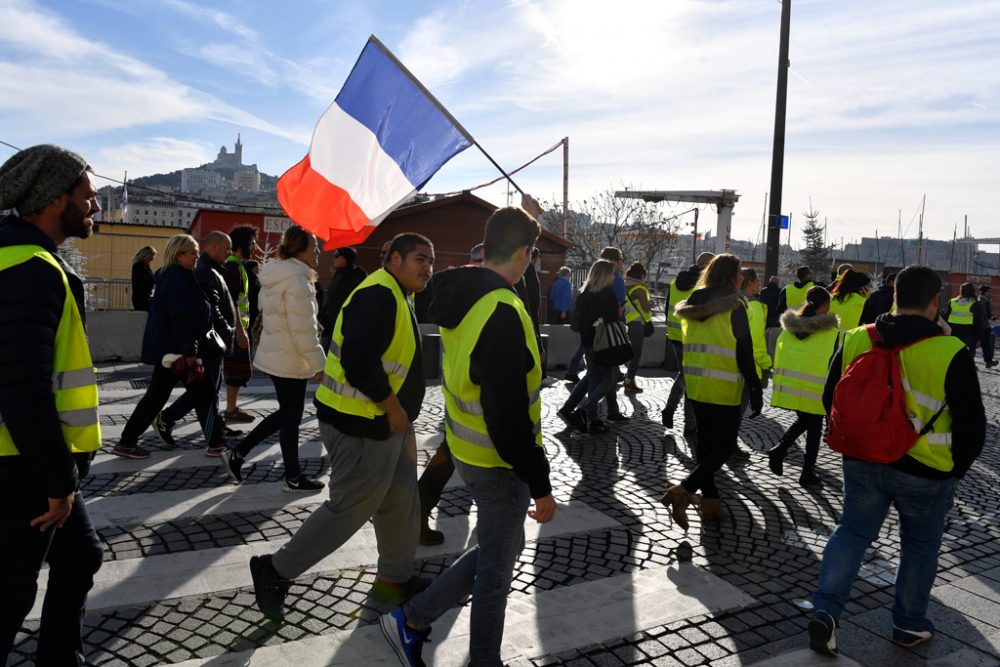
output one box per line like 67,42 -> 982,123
278,35 -> 528,246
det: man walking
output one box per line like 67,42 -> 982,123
0,145 -> 104,665
249,233 -> 434,620
976,285 -> 997,368
380,205 -> 556,667
222,225 -> 258,422
808,265 -> 986,655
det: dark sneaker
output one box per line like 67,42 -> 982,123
729,448 -> 751,462
283,475 -> 325,492
380,608 -> 430,667
589,420 -> 609,434
661,410 -> 674,429
111,445 -> 151,459
799,469 -> 823,487
372,576 -> 433,605
419,524 -> 444,546
557,407 -> 588,433
893,620 -> 934,647
623,378 -> 643,394
249,555 -> 291,622
221,448 -> 244,483
606,412 -> 630,424
152,413 -> 175,447
222,425 -> 244,437
570,408 -> 590,433
205,445 -> 225,458
808,610 -> 838,656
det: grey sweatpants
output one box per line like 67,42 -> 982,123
271,422 -> 419,583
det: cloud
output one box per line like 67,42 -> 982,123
161,0 -> 259,41
93,138 -> 213,180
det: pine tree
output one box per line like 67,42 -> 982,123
799,206 -> 830,277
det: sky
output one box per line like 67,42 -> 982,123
1,0 -> 998,248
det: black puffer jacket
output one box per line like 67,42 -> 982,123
0,215 -> 91,497
141,263 -> 212,365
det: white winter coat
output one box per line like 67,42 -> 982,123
252,257 -> 326,379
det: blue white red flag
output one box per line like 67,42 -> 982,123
278,36 -> 473,244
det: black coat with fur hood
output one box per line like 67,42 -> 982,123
675,286 -> 762,397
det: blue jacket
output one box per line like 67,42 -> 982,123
612,272 -> 626,320
548,276 -> 573,314
141,263 -> 212,364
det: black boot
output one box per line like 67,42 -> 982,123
767,441 -> 791,476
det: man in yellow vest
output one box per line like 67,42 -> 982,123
249,233 -> 434,622
808,265 -> 986,656
222,224 -> 258,422
380,203 -> 556,667
0,145 -> 104,665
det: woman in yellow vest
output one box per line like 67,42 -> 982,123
623,262 -> 653,393
941,282 -> 978,353
660,254 -> 763,528
828,269 -> 871,330
767,286 -> 839,486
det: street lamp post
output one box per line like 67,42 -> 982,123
765,0 -> 792,280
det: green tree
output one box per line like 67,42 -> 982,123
799,205 -> 830,277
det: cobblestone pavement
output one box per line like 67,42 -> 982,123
8,363 -> 1000,666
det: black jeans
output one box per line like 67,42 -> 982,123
417,439 -> 455,522
978,329 -> 995,364
780,411 -> 825,470
162,354 -> 224,438
120,363 -> 221,448
681,400 -> 741,499
0,460 -> 103,666
234,375 -> 307,480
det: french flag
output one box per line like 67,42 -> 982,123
278,36 -> 473,244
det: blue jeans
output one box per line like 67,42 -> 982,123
404,460 -> 531,666
626,320 -> 645,378
562,346 -> 614,420
567,345 -> 584,375
812,460 -> 957,630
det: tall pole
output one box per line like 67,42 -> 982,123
562,137 -> 569,238
691,208 -> 699,264
765,0 -> 792,280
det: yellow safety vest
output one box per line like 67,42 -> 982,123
840,327 -> 964,472
771,326 -> 839,415
624,284 -> 653,324
829,292 -> 866,330
785,281 -> 814,309
745,299 -> 773,378
0,245 -> 101,455
947,298 -> 974,326
225,255 -> 250,330
680,301 -> 745,406
315,269 -> 416,419
667,279 -> 693,342
441,288 -> 543,469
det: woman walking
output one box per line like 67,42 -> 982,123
767,286 -> 840,486
828,269 -> 871,330
130,245 -> 156,311
113,235 -> 223,458
623,262 -> 653,394
556,259 -> 620,434
660,254 -> 763,527
221,225 -> 326,491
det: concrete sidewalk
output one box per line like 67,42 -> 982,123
7,363 -> 1000,666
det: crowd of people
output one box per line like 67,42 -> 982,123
0,143 -> 993,665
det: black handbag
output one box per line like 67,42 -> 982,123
592,318 -> 633,366
203,328 -> 227,355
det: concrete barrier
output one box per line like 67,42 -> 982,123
88,310 -> 146,362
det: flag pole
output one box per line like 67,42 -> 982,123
472,141 -> 524,195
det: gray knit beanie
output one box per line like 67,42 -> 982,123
0,144 -> 89,216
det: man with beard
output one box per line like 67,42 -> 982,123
0,145 -> 104,665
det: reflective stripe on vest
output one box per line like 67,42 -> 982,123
314,269 -> 416,420
667,279 -> 693,342
225,255 -> 250,329
441,287 -> 543,469
785,282 -> 814,309
771,325 -> 839,415
840,327 -> 964,471
624,284 -> 652,324
0,245 -> 101,456
679,303 -> 744,406
946,298 -> 974,326
829,293 -> 866,330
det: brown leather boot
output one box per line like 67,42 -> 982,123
659,484 -> 691,531
699,497 -> 730,523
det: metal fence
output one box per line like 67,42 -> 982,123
85,278 -> 133,311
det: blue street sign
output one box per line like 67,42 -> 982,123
778,215 -> 790,229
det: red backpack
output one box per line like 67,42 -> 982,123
826,325 -> 945,463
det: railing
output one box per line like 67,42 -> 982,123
85,278 -> 133,311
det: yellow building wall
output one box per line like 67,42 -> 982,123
77,223 -> 186,281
